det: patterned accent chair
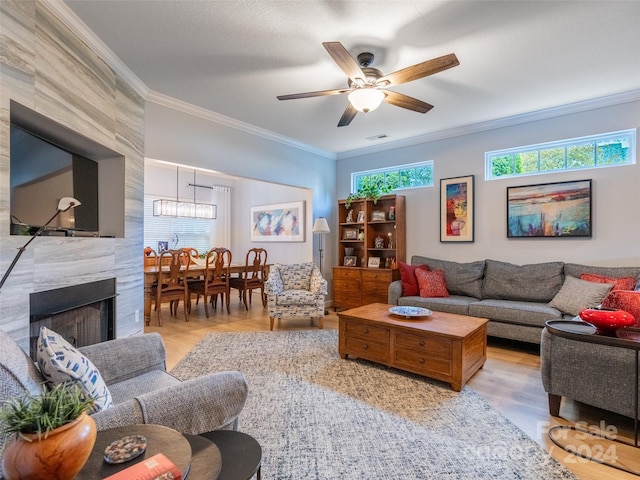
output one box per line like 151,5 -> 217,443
0,330 -> 248,475
265,262 -> 327,330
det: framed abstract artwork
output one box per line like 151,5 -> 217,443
440,175 -> 474,242
250,201 -> 305,242
507,179 -> 592,238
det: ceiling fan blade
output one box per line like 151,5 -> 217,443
338,103 -> 358,127
383,91 -> 434,113
277,88 -> 350,100
378,53 -> 459,87
322,41 -> 366,83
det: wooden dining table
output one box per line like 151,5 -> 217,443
143,261 -> 270,326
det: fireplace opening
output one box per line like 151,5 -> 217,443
29,278 -> 116,361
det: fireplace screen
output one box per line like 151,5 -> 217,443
29,278 -> 116,361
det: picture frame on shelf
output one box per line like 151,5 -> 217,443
388,206 -> 396,220
368,257 -> 381,268
507,179 -> 592,238
371,210 -> 386,222
440,175 -> 474,243
356,210 -> 365,223
343,228 -> 359,240
343,256 -> 357,267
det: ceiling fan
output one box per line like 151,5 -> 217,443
277,41 -> 459,127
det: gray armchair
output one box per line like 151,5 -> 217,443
0,330 -> 248,471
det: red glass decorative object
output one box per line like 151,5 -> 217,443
578,308 -> 636,335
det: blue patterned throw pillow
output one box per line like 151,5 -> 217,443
37,326 -> 113,412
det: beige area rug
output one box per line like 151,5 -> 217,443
171,329 -> 577,479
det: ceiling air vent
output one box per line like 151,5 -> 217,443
366,134 -> 388,141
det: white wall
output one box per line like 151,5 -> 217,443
233,179 -> 313,265
337,100 -> 640,268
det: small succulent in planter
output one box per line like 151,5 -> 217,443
1,383 -> 97,480
1,382 -> 94,441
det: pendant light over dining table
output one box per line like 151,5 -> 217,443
153,166 -> 217,219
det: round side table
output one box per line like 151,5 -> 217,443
200,430 -> 262,480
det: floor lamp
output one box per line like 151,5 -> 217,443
312,217 -> 330,274
312,217 -> 330,314
0,197 -> 81,291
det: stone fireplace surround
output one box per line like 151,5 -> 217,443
0,1 -> 145,348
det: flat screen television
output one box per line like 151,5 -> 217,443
9,101 -> 126,238
10,124 -> 99,234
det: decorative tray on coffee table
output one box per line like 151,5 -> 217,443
389,306 -> 433,319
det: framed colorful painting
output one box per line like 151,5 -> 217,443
250,201 -> 305,242
440,175 -> 474,242
507,179 -> 592,238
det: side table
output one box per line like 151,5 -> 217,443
200,430 -> 262,480
77,424 -> 222,479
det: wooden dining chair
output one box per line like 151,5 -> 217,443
151,249 -> 190,326
189,248 -> 232,317
229,248 -> 268,310
144,247 -> 158,267
181,247 -> 200,265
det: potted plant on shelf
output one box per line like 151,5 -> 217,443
0,382 -> 97,480
344,184 -> 392,210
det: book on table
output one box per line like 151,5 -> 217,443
104,453 -> 182,480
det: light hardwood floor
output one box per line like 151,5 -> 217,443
146,301 -> 639,480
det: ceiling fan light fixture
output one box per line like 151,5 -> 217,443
348,87 -> 385,113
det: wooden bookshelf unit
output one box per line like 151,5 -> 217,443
333,194 -> 405,310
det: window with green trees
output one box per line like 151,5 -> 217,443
486,130 -> 635,180
351,161 -> 434,193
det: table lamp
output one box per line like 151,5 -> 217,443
0,197 -> 81,291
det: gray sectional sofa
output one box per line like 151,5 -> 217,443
388,255 -> 640,344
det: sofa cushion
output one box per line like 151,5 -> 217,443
36,327 -> 113,412
415,269 -> 449,298
564,263 -> 640,283
468,299 -> 562,327
398,261 -> 429,296
411,256 -> 484,298
482,259 -> 564,302
398,295 -> 475,316
548,275 -> 614,316
580,273 -> 637,292
275,290 -> 318,306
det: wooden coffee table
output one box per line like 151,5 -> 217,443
338,303 -> 488,391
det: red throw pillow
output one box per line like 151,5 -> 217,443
415,269 -> 449,298
602,290 -> 640,325
580,273 -> 637,292
398,261 -> 429,296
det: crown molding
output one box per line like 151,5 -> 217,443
44,1 -> 148,98
337,88 -> 640,159
146,91 -> 336,160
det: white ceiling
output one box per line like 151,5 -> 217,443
63,0 -> 640,156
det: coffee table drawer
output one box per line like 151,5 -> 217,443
394,349 -> 452,376
394,333 -> 453,376
395,332 -> 452,359
344,336 -> 390,363
345,320 -> 390,343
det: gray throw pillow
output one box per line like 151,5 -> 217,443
482,259 -> 564,302
411,256 -> 484,298
548,275 -> 614,316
